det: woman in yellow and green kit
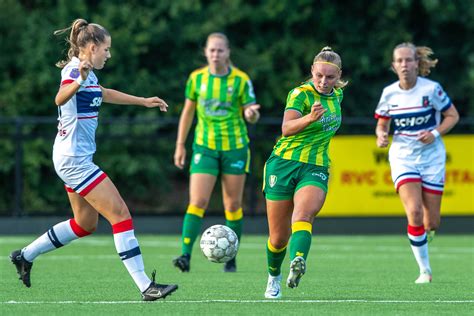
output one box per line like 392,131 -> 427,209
263,47 -> 346,299
173,33 -> 260,273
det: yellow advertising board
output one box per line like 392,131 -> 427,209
322,135 -> 474,217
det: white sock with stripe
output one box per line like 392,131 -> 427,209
407,225 -> 431,274
22,219 -> 91,262
112,219 -> 151,292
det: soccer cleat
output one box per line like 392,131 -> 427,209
264,274 -> 282,299
415,271 -> 432,284
223,258 -> 236,272
141,270 -> 178,301
427,230 -> 436,243
172,254 -> 190,272
286,256 -> 306,288
10,249 -> 33,288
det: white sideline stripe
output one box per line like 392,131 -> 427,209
2,299 -> 474,305
13,253 -> 465,261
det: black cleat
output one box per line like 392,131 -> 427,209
172,254 -> 190,272
10,249 -> 33,288
141,270 -> 178,301
223,258 -> 237,272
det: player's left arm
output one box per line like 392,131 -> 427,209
418,104 -> 459,144
100,86 -> 168,112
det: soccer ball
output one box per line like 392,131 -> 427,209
200,225 -> 239,263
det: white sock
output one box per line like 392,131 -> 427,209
113,219 -> 151,292
407,226 -> 431,274
22,219 -> 89,262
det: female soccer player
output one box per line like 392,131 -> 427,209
10,18 -> 178,301
262,47 -> 346,299
375,43 -> 459,283
172,32 -> 260,273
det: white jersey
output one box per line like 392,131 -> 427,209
375,77 -> 452,164
53,57 -> 102,156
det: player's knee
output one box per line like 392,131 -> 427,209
109,199 -> 131,222
224,201 -> 241,212
190,198 -> 209,210
425,221 -> 440,231
74,218 -> 97,233
269,236 -> 288,250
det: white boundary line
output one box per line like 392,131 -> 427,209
2,299 -> 474,304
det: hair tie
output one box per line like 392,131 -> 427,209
314,61 -> 341,70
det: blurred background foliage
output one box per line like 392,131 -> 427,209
0,0 -> 472,215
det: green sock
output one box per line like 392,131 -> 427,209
289,230 -> 312,261
266,241 -> 287,276
225,219 -> 242,241
181,213 -> 203,255
225,208 -> 243,241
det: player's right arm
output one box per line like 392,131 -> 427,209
375,118 -> 390,148
55,60 -> 92,106
282,103 -> 326,137
174,98 -> 196,169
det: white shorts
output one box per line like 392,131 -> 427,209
53,153 -> 107,197
390,158 -> 445,195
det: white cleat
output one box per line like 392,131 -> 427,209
415,271 -> 432,284
287,256 -> 306,288
264,274 -> 282,299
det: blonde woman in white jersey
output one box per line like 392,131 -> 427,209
9,18 -> 178,301
375,43 -> 459,284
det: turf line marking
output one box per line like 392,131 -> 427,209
3,299 -> 474,304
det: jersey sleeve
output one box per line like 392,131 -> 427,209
60,64 -> 81,86
285,88 -> 306,114
185,74 -> 197,101
240,78 -> 257,106
374,89 -> 390,119
432,83 -> 452,112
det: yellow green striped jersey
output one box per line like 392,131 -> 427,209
185,66 -> 256,151
273,82 -> 343,166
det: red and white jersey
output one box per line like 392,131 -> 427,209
53,57 -> 102,156
375,77 -> 452,163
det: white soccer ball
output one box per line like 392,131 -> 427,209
200,225 -> 239,263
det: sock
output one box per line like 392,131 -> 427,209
407,225 -> 431,274
266,239 -> 287,276
22,219 -> 91,262
112,219 -> 151,292
225,208 -> 243,241
289,221 -> 312,261
181,205 -> 205,255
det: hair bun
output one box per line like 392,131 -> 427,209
321,46 -> 333,52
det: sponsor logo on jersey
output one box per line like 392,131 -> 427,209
269,175 -> 278,188
393,114 -> 432,127
90,97 -> 102,107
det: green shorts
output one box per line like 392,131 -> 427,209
263,154 -> 329,200
190,144 -> 250,176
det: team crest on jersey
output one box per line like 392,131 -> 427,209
70,68 -> 80,79
269,175 -> 278,188
227,86 -> 233,95
194,153 -> 202,164
422,96 -> 430,107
